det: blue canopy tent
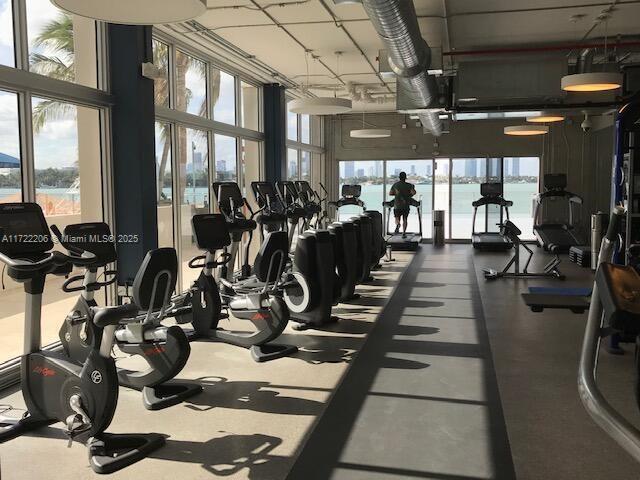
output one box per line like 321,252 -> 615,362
0,152 -> 20,168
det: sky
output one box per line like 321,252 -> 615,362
0,0 -> 14,67
340,159 -> 540,180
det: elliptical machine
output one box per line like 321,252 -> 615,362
212,181 -> 258,281
170,213 -> 298,362
54,222 -> 201,410
253,181 -> 338,329
0,203 -> 164,474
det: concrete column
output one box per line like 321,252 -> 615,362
73,16 -> 101,222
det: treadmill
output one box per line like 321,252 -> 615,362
383,197 -> 423,251
533,173 -> 583,253
471,183 -> 513,251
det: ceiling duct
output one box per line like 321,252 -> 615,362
361,0 -> 443,136
577,48 -> 595,74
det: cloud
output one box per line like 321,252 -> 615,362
0,0 -> 13,48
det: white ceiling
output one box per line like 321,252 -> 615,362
180,0 -> 640,110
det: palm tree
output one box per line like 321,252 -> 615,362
30,15 -> 211,207
30,13 -> 76,132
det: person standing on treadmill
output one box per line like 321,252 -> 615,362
389,172 -> 416,238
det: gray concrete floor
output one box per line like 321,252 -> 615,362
0,253 -> 411,480
2,245 -> 640,479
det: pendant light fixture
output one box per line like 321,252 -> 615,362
561,72 -> 623,92
561,17 -> 622,92
51,0 -> 207,25
526,113 -> 566,123
288,51 -> 352,116
504,125 -> 549,136
350,108 -> 391,138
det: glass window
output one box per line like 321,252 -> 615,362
0,0 -> 15,67
503,157 -> 540,240
32,97 -> 103,354
27,0 -> 98,88
301,114 -> 310,143
153,39 -> 170,108
0,90 -> 21,203
451,158 -> 487,239
300,150 -> 310,182
339,160 -> 384,221
175,50 -> 207,117
155,122 -> 173,248
433,159 -> 449,238
213,69 -> 236,125
240,81 -> 259,131
241,139 -> 262,258
241,138 -> 260,197
288,110 -> 298,141
33,97 -> 102,220
177,127 -> 209,287
287,148 -> 298,180
214,134 -> 237,182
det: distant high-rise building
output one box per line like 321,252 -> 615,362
394,168 -> 402,176
512,157 -> 521,177
357,168 -> 365,177
375,162 -> 382,178
216,160 -> 227,173
426,164 -> 432,176
410,165 -> 416,175
464,159 -> 477,177
193,152 -> 203,171
368,166 -> 375,177
344,161 -> 355,179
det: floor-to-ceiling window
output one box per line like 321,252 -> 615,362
503,157 -> 540,240
451,158 -> 487,239
337,156 -> 539,242
0,0 -> 110,370
153,33 -> 274,290
338,161 -> 384,221
385,160 -> 433,237
285,109 -> 322,185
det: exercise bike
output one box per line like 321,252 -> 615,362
54,222 -> 201,411
483,220 -> 564,280
170,213 -> 298,362
0,203 -> 164,474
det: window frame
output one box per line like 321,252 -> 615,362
0,0 -> 114,382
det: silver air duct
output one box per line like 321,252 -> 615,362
361,0 -> 442,136
577,48 -> 595,73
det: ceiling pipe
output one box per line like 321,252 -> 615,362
360,0 -> 443,136
577,48 -> 596,72
443,40 -> 640,57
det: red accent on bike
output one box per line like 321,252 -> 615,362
33,366 -> 56,377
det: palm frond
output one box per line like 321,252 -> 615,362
32,100 -> 76,134
32,14 -> 74,56
29,53 -> 74,81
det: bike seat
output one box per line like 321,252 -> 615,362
92,303 -> 140,328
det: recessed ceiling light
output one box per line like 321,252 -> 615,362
350,129 -> 391,138
504,125 -> 549,136
51,0 -> 207,25
288,98 -> 352,115
561,72 -> 623,92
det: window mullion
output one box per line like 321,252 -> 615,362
18,91 -> 35,201
14,0 -> 28,71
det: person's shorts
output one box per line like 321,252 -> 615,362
394,208 -> 410,220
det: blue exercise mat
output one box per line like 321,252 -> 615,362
528,287 -> 592,296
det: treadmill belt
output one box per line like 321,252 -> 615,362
528,287 -> 592,296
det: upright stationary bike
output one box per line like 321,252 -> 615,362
0,203 -> 163,474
